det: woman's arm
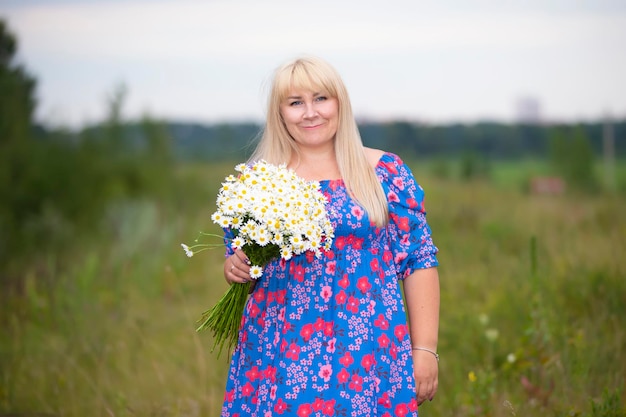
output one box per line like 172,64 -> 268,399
403,266 -> 440,405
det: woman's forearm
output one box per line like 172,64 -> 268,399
403,267 -> 440,350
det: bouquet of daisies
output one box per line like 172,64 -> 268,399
185,160 -> 334,356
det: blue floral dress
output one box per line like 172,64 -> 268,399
221,152 -> 439,417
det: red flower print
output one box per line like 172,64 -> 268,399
280,339 -> 288,353
241,382 -> 255,397
293,264 -> 305,282
329,179 -> 342,190
353,237 -> 364,250
264,366 -> 277,382
322,399 -> 336,416
297,403 -> 314,417
406,197 -> 420,209
394,324 -> 408,341
335,290 -> 347,305
390,342 -> 398,360
325,260 -> 336,275
383,250 -> 393,264
338,274 -> 350,288
374,313 -> 390,330
248,303 -> 260,318
274,398 -> 289,414
408,398 -> 418,412
224,388 -> 235,402
382,413 -> 392,417
370,258 -> 380,272
377,333 -> 391,349
253,287 -> 265,303
314,317 -> 325,331
276,290 -> 286,304
357,276 -> 372,293
346,296 -> 359,314
382,160 -> 398,174
305,250 -> 315,263
361,353 -> 377,373
300,323 -> 314,342
393,176 -> 404,190
285,342 -> 301,361
282,321 -> 292,334
313,397 -> 325,411
395,215 -> 410,232
335,236 -> 347,250
339,351 -> 354,367
323,321 -> 335,337
349,373 -> 364,392
394,403 -> 409,417
378,392 -> 392,409
245,365 -> 261,381
337,368 -> 350,384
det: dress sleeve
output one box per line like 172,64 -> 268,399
380,153 -> 439,280
223,228 -> 235,257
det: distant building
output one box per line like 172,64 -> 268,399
515,97 -> 542,124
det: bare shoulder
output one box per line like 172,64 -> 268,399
363,147 -> 386,169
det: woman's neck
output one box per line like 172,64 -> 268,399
289,147 -> 340,181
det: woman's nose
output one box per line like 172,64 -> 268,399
303,103 -> 317,119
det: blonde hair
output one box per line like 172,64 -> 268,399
249,56 -> 389,227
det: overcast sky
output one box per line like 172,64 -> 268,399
3,0 -> 626,128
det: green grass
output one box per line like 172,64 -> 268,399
1,160 -> 625,416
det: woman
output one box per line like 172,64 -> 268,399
223,56 -> 440,416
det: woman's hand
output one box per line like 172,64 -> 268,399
412,348 -> 439,405
224,249 -> 252,285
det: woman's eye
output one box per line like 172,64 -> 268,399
315,96 -> 327,102
289,100 -> 302,106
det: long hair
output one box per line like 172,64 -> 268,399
249,56 -> 389,227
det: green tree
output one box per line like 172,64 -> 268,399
549,125 -> 596,190
0,19 -> 36,146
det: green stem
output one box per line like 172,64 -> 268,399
196,281 -> 251,357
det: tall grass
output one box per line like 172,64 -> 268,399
1,160 -> 624,416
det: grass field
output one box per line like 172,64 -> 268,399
1,159 -> 625,417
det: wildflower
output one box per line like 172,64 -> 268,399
485,328 -> 499,342
181,243 -> 193,257
250,265 -> 264,279
507,353 -> 517,363
468,371 -> 477,382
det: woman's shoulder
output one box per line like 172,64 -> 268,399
363,147 -> 386,169
364,148 -> 406,170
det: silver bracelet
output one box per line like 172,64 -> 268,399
412,346 -> 439,362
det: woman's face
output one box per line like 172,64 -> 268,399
279,88 -> 339,150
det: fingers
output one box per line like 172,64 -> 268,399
224,249 -> 252,284
416,380 -> 438,405
413,351 -> 439,405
